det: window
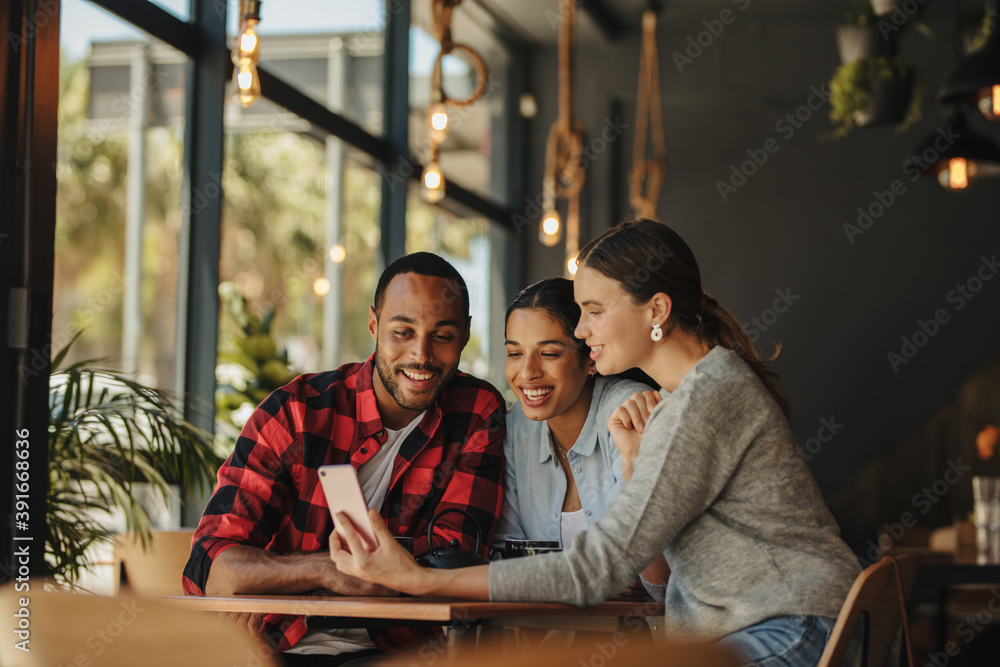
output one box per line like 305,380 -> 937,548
55,0 -> 186,390
408,3 -> 511,205
230,0 -> 386,133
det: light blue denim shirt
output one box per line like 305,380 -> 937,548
494,376 -> 653,547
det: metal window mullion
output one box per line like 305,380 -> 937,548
378,0 -> 410,267
176,0 -> 228,526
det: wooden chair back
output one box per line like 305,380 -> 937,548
0,583 -> 278,667
817,554 -> 921,667
113,529 -> 195,596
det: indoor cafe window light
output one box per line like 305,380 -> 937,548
232,0 -> 262,108
421,0 -> 489,204
540,0 -> 586,278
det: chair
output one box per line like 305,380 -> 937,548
113,529 -> 195,596
817,555 -> 922,667
0,582 -> 278,667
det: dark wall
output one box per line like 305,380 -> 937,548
517,1 -> 1000,543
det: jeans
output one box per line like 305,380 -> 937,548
716,615 -> 837,667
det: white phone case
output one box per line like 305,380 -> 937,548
318,465 -> 379,550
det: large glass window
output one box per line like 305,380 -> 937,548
408,3 -> 510,204
55,0 -> 186,389
53,0 -> 190,594
406,187 -> 514,394
216,111 -> 382,435
227,0 -> 386,134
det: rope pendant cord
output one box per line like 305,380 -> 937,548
629,9 -> 667,221
542,0 -> 587,274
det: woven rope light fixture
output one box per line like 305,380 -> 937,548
629,9 -> 667,221
539,0 -> 587,278
421,0 -> 490,203
232,0 -> 262,107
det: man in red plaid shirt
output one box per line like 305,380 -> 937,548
183,253 -> 506,665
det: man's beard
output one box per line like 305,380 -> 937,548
374,346 -> 451,412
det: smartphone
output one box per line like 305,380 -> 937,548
318,465 -> 378,551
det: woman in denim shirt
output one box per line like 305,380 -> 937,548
495,278 -> 669,597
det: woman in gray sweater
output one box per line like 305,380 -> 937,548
330,220 -> 860,666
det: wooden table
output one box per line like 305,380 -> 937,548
899,550 -> 1000,651
162,595 -> 664,642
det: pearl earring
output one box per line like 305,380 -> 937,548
650,322 -> 663,342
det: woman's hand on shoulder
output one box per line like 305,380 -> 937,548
607,391 -> 663,477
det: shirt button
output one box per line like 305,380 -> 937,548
585,510 -> 592,517
360,447 -> 367,454
574,467 -> 581,473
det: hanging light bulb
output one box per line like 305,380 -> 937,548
539,208 -> 562,247
566,256 -> 578,276
978,85 -> 1000,121
232,62 -> 261,108
231,0 -> 262,108
912,109 -> 1000,191
422,160 -> 445,203
938,157 -> 975,190
428,102 -> 449,143
938,0 -> 1000,122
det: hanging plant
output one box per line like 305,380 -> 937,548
827,55 -> 923,138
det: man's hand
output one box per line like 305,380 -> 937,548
607,390 -> 663,480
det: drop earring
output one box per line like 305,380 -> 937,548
650,322 -> 663,342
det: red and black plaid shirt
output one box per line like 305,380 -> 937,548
182,354 -> 505,654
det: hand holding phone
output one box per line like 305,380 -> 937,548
318,465 -> 378,551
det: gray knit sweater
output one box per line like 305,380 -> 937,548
489,346 -> 859,640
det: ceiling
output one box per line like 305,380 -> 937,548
472,0 -> 850,45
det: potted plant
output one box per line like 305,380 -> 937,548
836,0 -> 897,63
828,55 -> 924,138
215,281 -> 298,435
47,336 -> 223,586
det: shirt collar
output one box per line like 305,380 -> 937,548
355,352 -> 443,439
536,376 -> 605,464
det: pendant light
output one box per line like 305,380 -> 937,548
911,109 -> 1000,190
421,0 -> 489,204
938,0 -> 1000,121
232,0 -> 262,108
540,0 -> 586,276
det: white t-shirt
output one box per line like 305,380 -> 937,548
284,413 -> 426,656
